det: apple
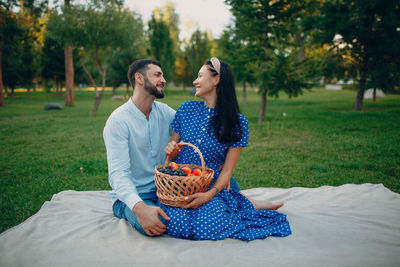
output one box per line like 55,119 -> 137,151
181,166 -> 192,175
192,168 -> 202,176
169,162 -> 178,170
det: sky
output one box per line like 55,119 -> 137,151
123,0 -> 233,40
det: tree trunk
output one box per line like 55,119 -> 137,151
296,32 -> 306,62
91,70 -> 105,117
242,81 -> 247,105
353,58 -> 368,111
80,58 -> 97,93
64,44 -> 74,106
91,50 -> 106,117
373,87 -> 376,102
112,86 -> 117,96
91,92 -> 104,117
258,90 -> 267,123
125,83 -> 130,99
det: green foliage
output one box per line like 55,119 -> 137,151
313,0 -> 400,106
1,89 -> 399,233
148,14 -> 175,83
217,26 -> 259,87
1,0 -> 45,92
261,48 -> 311,98
41,36 -> 65,85
1,10 -> 24,90
184,29 -> 212,81
224,0 -> 319,121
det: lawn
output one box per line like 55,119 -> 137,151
1,87 -> 399,233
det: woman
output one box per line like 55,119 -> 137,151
160,58 -> 291,241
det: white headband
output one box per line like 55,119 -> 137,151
210,57 -> 221,74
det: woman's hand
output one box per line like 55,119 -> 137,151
182,191 -> 216,209
164,140 -> 182,158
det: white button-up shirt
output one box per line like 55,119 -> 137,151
103,98 -> 175,210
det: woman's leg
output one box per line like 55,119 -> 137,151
230,177 -> 284,211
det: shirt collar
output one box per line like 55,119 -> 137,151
128,97 -> 155,120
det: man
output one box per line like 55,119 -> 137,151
103,59 -> 175,236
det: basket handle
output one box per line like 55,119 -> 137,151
165,141 -> 206,175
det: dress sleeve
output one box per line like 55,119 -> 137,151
166,105 -> 176,136
229,113 -> 249,148
171,102 -> 186,135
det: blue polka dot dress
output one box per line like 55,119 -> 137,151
158,101 -> 291,241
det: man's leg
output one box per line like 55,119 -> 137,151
112,193 -> 167,236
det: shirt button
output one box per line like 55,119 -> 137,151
202,128 -> 205,131
198,139 -> 201,143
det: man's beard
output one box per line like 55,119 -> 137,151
144,76 -> 164,98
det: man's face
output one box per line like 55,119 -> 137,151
142,64 -> 166,99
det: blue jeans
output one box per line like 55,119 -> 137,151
112,178 -> 241,236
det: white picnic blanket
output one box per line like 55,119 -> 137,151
1,183 -> 399,267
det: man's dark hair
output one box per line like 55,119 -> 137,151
127,59 -> 161,88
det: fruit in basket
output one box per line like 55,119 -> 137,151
168,162 -> 178,170
181,166 -> 192,175
192,168 -> 202,176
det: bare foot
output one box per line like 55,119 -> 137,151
249,199 -> 284,211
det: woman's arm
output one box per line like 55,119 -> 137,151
183,147 -> 243,209
212,147 -> 242,192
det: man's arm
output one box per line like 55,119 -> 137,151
104,118 -> 142,209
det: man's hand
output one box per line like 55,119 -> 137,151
133,201 -> 170,236
183,191 -> 215,209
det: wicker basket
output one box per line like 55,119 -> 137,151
154,142 -> 214,207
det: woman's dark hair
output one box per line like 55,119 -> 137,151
127,59 -> 161,87
206,59 -> 242,143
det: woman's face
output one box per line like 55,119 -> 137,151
193,65 -> 219,99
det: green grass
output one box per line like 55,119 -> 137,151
1,88 -> 399,233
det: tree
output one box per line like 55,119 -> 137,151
152,1 -> 181,85
225,0 -> 314,122
80,2 -> 142,116
315,0 -> 400,110
1,7 -> 23,99
148,13 -> 175,84
41,36 -> 65,96
0,0 -> 46,100
185,29 -> 212,81
218,26 -> 260,104
47,0 -> 80,105
48,0 -> 141,116
174,51 -> 192,90
64,0 -> 74,106
108,14 -> 146,97
0,0 -> 20,106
